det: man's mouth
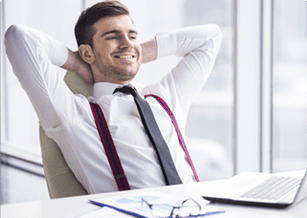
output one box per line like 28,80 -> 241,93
114,55 -> 135,59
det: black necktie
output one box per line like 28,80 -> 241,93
114,85 -> 182,185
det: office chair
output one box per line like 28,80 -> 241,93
40,70 -> 93,199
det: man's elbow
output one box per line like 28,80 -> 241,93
206,24 -> 222,48
208,24 -> 222,39
4,24 -> 25,49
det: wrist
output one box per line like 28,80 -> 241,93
141,38 -> 157,64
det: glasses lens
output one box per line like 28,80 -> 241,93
143,199 -> 201,218
179,205 -> 200,217
178,199 -> 201,217
151,204 -> 174,217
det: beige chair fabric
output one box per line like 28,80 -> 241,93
40,70 -> 93,199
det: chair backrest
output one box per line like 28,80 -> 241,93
40,70 -> 93,199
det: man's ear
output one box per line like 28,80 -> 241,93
79,44 -> 95,64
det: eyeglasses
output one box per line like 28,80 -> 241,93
142,198 -> 201,218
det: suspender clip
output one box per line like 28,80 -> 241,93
115,173 -> 125,180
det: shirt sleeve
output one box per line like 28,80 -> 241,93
4,24 -> 82,128
154,24 -> 222,116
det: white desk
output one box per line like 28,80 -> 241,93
2,171 -> 307,218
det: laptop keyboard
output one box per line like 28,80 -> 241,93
240,176 -> 302,200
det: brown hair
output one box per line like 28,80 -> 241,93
74,1 -> 130,48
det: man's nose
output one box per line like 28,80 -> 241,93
119,35 -> 134,50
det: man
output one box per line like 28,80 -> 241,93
5,1 -> 222,194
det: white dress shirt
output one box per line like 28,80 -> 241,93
5,23 -> 222,194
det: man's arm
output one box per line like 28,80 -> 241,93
148,24 -> 222,114
4,24 -> 85,128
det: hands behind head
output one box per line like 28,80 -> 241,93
61,49 -> 94,84
73,51 -> 94,84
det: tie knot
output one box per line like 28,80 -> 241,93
114,84 -> 137,97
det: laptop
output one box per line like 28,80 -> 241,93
202,168 -> 307,208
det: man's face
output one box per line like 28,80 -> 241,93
91,15 -> 142,84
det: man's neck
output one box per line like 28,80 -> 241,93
93,75 -> 133,86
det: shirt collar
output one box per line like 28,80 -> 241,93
93,80 -> 139,99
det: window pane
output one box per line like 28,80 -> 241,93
183,0 -> 234,180
2,0 -> 82,152
1,0 -> 83,204
273,0 -> 307,172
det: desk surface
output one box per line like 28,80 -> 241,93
2,171 -> 307,218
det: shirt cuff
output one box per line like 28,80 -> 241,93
155,30 -> 177,59
47,37 -> 69,67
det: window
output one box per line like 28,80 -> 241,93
1,0 -> 82,162
272,0 -> 307,172
1,0 -> 83,204
182,0 -> 234,180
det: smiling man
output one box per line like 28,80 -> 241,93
5,1 -> 222,195
77,14 -> 142,84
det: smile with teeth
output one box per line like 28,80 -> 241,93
114,55 -> 135,59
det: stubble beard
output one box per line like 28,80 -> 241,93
95,61 -> 140,83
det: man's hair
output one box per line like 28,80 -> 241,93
74,1 -> 130,48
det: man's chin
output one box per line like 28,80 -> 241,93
115,67 -> 139,81
96,65 -> 140,84
109,70 -> 137,84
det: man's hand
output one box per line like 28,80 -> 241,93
61,49 -> 94,84
141,38 -> 158,64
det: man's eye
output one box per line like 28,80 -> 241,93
107,36 -> 117,40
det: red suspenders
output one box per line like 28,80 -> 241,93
145,95 -> 200,183
90,103 -> 130,191
89,95 -> 199,191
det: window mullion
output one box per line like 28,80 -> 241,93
261,0 -> 273,173
234,0 -> 262,174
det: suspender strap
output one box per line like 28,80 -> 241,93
145,94 -> 200,182
89,102 -> 130,191
90,94 -> 199,189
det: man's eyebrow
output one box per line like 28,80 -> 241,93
101,30 -> 138,38
129,30 -> 138,35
